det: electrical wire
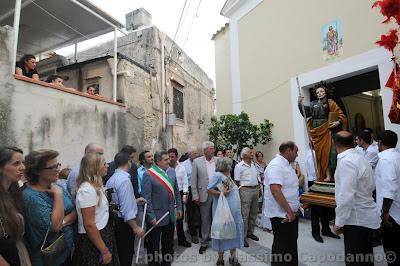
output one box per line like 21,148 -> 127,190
232,79 -> 290,104
173,0 -> 189,41
182,0 -> 202,49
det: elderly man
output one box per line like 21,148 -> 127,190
67,143 -> 104,198
142,152 -> 182,266
333,131 -> 380,266
264,141 -> 300,265
234,147 -> 260,247
375,130 -> 400,266
192,141 -> 216,254
183,145 -> 201,244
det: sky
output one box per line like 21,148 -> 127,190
56,0 -> 228,82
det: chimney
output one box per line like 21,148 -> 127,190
125,8 -> 152,31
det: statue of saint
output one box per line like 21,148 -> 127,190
298,81 -> 348,181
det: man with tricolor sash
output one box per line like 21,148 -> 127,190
141,151 -> 183,266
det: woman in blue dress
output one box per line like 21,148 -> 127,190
22,149 -> 76,266
208,157 -> 243,266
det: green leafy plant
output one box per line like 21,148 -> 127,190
208,112 -> 273,155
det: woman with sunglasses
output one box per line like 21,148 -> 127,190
22,149 -> 76,266
0,146 -> 31,266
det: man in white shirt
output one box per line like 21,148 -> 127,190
333,131 -> 380,266
264,141 -> 300,265
234,147 -> 260,247
168,148 -> 191,248
355,130 -> 379,169
375,130 -> 400,266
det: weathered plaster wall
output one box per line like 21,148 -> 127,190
0,26 -> 144,166
73,26 -> 215,154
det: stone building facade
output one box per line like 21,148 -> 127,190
45,23 -> 215,154
1,10 -> 214,166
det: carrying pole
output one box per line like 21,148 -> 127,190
296,76 -> 320,181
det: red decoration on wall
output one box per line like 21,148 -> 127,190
372,0 -> 400,24
385,65 -> 400,90
388,81 -> 400,123
376,29 -> 399,51
373,0 -> 400,124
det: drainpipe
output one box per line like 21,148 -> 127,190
113,28 -> 117,101
11,0 -> 21,75
160,32 -> 167,147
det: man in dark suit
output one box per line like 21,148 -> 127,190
104,145 -> 140,198
142,151 -> 183,266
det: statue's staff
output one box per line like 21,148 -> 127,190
296,76 -> 320,181
135,202 -> 147,264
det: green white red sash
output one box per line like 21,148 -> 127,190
147,165 -> 177,222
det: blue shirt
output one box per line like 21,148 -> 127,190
106,169 -> 138,222
66,165 -> 79,198
183,159 -> 193,186
22,185 -> 75,266
137,165 -> 147,194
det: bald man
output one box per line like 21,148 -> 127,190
67,143 -> 104,198
333,131 -> 380,266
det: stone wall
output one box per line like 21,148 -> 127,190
71,26 -> 215,154
0,26 -> 144,166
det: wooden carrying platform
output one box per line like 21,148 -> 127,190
300,192 -> 336,208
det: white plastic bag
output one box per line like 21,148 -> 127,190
211,193 -> 237,239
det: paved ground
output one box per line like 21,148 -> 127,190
171,218 -> 387,266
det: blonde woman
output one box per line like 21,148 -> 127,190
72,153 -> 119,266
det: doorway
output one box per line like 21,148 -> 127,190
308,69 -> 384,135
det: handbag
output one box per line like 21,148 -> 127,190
40,226 -> 68,266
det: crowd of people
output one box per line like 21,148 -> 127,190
0,128 -> 399,266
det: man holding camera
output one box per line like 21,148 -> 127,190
106,152 -> 145,266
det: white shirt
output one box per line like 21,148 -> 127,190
174,163 -> 189,193
183,159 -> 193,185
205,157 -> 216,181
375,148 -> 400,225
334,148 -> 380,229
234,160 -> 259,186
358,143 -> 379,169
263,154 -> 300,218
76,182 -> 109,233
305,150 -> 317,182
